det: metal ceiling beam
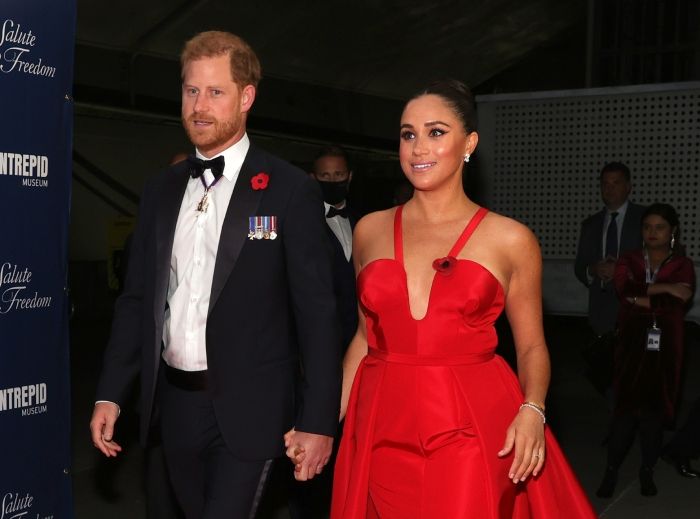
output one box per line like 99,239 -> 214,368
129,0 -> 210,104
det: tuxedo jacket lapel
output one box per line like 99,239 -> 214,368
209,146 -> 265,316
154,165 -> 190,325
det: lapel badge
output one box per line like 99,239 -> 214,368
249,216 -> 278,240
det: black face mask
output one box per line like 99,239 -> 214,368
317,179 -> 349,205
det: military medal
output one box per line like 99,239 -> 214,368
248,217 -> 256,239
263,215 -> 270,239
248,215 -> 278,239
254,216 -> 264,240
269,216 -> 278,240
197,188 -> 211,213
195,170 -> 225,214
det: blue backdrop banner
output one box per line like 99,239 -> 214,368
0,1 -> 76,517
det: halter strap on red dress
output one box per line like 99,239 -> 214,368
393,204 -> 489,264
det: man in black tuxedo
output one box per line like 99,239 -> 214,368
89,31 -> 341,519
311,145 -> 358,348
575,162 -> 645,336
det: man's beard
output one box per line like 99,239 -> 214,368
183,114 -> 240,153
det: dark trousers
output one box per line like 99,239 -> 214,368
607,410 -> 664,469
665,396 -> 700,459
287,455 -> 334,519
287,396 -> 343,518
145,440 -> 185,519
158,368 -> 272,519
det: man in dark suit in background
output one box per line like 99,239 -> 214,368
575,162 -> 645,336
89,31 -> 341,519
311,145 -> 358,348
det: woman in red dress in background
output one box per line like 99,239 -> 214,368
597,203 -> 695,498
288,79 -> 596,518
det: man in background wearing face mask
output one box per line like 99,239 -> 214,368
311,145 -> 357,349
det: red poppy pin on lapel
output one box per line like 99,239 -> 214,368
251,172 -> 269,190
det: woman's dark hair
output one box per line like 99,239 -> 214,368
411,79 -> 477,134
642,202 -> 684,255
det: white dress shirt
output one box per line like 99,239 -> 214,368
162,134 -> 250,371
324,201 -> 352,261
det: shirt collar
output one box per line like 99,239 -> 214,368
607,199 -> 629,220
194,133 -> 250,182
324,200 -> 347,214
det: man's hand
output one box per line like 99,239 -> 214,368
591,258 -> 616,283
284,430 -> 332,481
89,402 -> 122,457
595,257 -> 615,283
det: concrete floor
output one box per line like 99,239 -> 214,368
70,315 -> 700,518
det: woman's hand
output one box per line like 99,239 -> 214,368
649,282 -> 692,301
283,428 -> 306,469
498,406 -> 546,483
666,283 -> 693,301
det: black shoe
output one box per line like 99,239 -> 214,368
596,466 -> 618,498
677,460 -> 700,478
663,455 -> 700,478
640,466 -> 658,496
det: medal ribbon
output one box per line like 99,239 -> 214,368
196,174 -> 225,213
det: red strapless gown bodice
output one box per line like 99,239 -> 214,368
360,257 -> 504,360
331,206 -> 596,518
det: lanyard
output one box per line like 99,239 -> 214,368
644,251 -> 672,284
644,250 -> 672,328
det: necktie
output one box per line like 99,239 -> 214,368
326,206 -> 349,219
187,154 -> 225,181
605,212 -> 619,258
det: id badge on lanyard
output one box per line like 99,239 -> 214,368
646,323 -> 661,351
643,251 -> 671,352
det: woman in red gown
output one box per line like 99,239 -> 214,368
596,203 -> 695,498
288,80 -> 596,518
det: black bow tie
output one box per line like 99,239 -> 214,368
187,154 -> 225,180
326,206 -> 348,219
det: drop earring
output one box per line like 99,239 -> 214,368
671,233 -> 676,250
463,153 -> 470,163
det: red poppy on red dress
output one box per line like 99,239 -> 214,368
432,255 -> 457,275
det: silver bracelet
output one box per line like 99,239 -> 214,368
519,402 -> 546,424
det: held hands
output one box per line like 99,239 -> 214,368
89,401 -> 122,457
284,428 -> 333,481
497,405 -> 545,484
